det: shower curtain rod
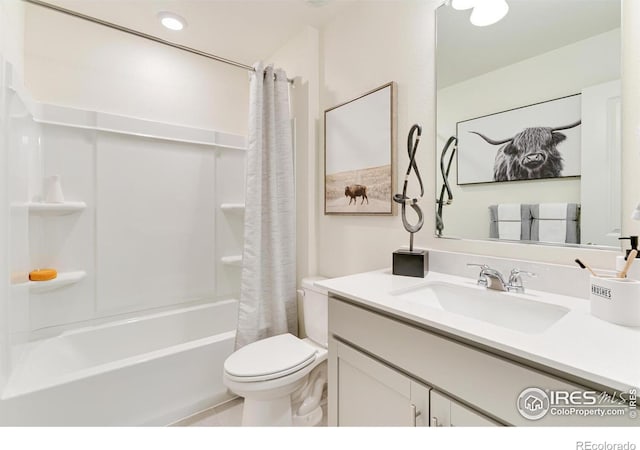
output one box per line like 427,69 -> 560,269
22,0 -> 294,84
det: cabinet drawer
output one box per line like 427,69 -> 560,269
329,297 -> 631,426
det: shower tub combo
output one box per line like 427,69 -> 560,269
0,300 -> 238,426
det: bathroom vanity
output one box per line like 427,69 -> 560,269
318,270 -> 639,427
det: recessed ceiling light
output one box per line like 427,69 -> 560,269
158,11 -> 187,31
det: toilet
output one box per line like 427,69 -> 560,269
223,277 -> 328,426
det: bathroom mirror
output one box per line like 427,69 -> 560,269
435,0 -> 622,249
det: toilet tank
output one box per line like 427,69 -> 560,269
301,277 -> 328,348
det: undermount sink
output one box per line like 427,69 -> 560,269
393,281 -> 570,334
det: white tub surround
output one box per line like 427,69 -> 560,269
317,270 -> 639,394
0,300 -> 238,426
1,32 -> 248,426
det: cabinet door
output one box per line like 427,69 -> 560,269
336,341 -> 429,426
431,390 -> 500,427
430,390 -> 452,427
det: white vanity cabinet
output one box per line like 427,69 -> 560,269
335,340 -> 430,426
430,390 -> 500,427
335,338 -> 496,427
328,295 -> 633,427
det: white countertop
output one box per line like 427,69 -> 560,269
316,269 -> 640,392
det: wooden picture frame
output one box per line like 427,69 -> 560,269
324,82 -> 397,215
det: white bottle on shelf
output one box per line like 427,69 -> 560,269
44,175 -> 65,203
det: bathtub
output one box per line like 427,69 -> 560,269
0,299 -> 238,426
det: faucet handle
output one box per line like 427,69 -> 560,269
507,268 -> 536,293
467,263 -> 490,287
509,268 -> 537,279
467,263 -> 489,270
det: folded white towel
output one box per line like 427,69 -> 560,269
537,220 -> 567,243
498,221 -> 521,241
537,203 -> 568,220
497,203 -> 522,221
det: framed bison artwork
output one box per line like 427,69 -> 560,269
324,82 -> 397,215
456,94 -> 582,185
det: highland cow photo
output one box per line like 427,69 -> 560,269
324,82 -> 397,215
456,94 -> 582,185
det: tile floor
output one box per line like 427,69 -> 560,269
172,397 -> 328,427
173,398 -> 244,427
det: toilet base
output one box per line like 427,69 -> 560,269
292,405 -> 323,426
242,396 -> 293,426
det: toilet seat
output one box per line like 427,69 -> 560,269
224,333 -> 318,382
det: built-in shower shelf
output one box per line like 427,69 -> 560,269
220,203 -> 245,212
18,270 -> 87,294
221,255 -> 243,267
27,201 -> 87,216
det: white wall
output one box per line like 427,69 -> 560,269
315,0 -> 637,278
437,29 -> 620,240
24,3 -> 249,135
268,26 -> 320,283
317,0 -> 433,277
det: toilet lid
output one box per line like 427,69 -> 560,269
224,333 -> 317,382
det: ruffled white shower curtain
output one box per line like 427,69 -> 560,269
235,63 -> 297,349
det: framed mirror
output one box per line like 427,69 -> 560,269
435,0 -> 622,249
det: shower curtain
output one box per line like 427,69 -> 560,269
236,63 -> 297,349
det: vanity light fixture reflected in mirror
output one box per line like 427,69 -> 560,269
450,0 -> 510,26
470,0 -> 510,27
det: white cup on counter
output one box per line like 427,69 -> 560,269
589,275 -> 640,327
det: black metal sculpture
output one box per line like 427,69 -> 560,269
392,124 -> 427,277
436,136 -> 457,237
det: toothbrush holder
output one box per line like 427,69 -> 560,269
589,276 -> 640,326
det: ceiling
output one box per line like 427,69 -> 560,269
437,0 -> 621,88
32,0 -> 621,85
40,0 -> 356,67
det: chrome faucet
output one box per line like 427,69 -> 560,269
467,264 -> 537,293
467,263 -> 508,291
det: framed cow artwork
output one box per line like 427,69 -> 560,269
324,82 -> 397,215
456,94 -> 582,185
